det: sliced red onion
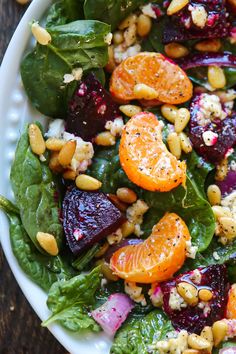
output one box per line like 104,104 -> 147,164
178,53 -> 236,71
216,171 -> 236,197
104,238 -> 143,262
219,347 -> 236,354
91,293 -> 134,336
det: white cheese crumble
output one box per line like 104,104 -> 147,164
149,330 -> 188,354
63,68 -> 83,84
198,301 -> 211,316
186,240 -> 198,259
63,73 -> 75,84
141,3 -> 157,18
202,130 -> 218,146
105,117 -> 124,136
190,5 -> 208,28
114,43 -> 141,64
213,251 -> 221,261
125,281 -> 147,306
107,228 -> 123,245
126,199 -> 149,236
221,191 -> 236,217
148,284 -> 163,307
230,161 -> 236,171
189,269 -> 202,285
46,119 -> 65,139
197,94 -> 227,126
168,287 -> 187,311
104,32 -> 113,45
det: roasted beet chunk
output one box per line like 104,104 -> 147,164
189,93 -> 236,164
161,265 -> 230,334
62,188 -> 125,255
66,74 -> 121,141
163,0 -> 230,43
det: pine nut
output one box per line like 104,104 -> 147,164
119,104 -> 142,117
161,104 -> 178,123
195,39 -> 221,52
177,282 -> 198,306
28,124 -> 46,156
155,340 -> 170,352
116,187 -> 137,204
188,334 -> 211,350
36,232 -> 58,256
49,152 -> 63,173
106,45 -> 116,73
137,14 -> 152,37
167,0 -> 189,15
95,242 -> 109,258
183,350 -> 201,354
212,206 -> 232,220
124,23 -> 137,46
215,159 -> 228,181
167,132 -> 181,159
46,138 -> 65,151
107,194 -> 128,212
95,131 -> 116,146
208,66 -> 226,89
164,43 -> 189,59
113,30 -> 124,44
16,0 -> 30,4
134,83 -> 158,100
207,185 -> 221,206
121,221 -> 135,238
212,320 -> 228,346
62,169 -> 77,180
76,174 -> 102,191
191,6 -> 208,28
119,14 -> 137,30
200,326 -> 214,352
218,217 -> 236,240
179,132 -> 192,154
198,289 -> 213,302
175,108 -> 190,133
31,22 -> 51,45
58,140 -> 76,166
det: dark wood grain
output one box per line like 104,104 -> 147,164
0,1 -> 67,353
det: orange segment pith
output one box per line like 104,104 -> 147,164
119,112 -> 186,192
110,52 -> 193,104
110,213 -> 190,283
227,284 -> 236,319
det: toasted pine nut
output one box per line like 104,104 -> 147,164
36,232 -> 58,256
137,14 -> 152,37
195,39 -> 221,52
161,104 -> 178,123
124,23 -> 137,46
208,66 -> 226,89
212,320 -> 228,346
95,131 -> 116,146
177,282 -> 198,306
49,152 -> 63,173
119,14 -> 137,30
218,217 -> 236,240
46,138 -> 65,151
106,45 -> 116,73
31,22 -> 51,45
97,259 -> 119,281
62,170 -> 76,180
179,132 -> 192,154
76,174 -> 102,191
207,185 -> 221,206
134,83 -> 158,100
116,187 -> 137,204
28,124 -> 46,156
215,158 -> 228,181
183,350 -> 201,354
107,194 -> 128,212
121,221 -> 135,238
58,140 -> 76,167
188,334 -> 211,350
167,0 -> 189,15
16,0 -> 30,4
119,104 -> 142,117
200,326 -> 214,352
212,205 -> 232,220
175,108 -> 190,133
167,132 -> 181,159
155,341 -> 170,352
95,242 -> 109,258
198,289 -> 213,302
164,43 -> 189,59
214,90 -> 236,103
191,6 -> 208,28
113,30 -> 124,44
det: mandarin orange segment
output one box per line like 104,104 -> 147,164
110,213 -> 190,283
119,112 -> 186,192
226,284 -> 236,319
110,52 -> 193,104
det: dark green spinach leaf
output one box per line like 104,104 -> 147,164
72,243 -> 100,271
46,0 -> 85,27
42,267 -> 101,332
10,124 -> 63,253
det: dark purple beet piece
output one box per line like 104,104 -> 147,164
189,94 -> 236,164
163,0 -> 230,43
177,53 -> 236,71
104,238 -> 143,262
160,265 -> 230,334
66,74 -> 121,141
216,171 -> 236,197
62,188 -> 125,255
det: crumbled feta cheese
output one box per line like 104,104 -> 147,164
148,283 -> 163,307
230,161 -> 236,171
198,94 -> 227,126
72,67 -> 83,81
101,278 -> 108,287
114,43 -> 141,64
104,32 -> 113,45
39,154 -> 46,162
141,3 -> 157,18
107,228 -> 123,245
186,240 -> 198,259
221,191 -> 236,218
198,301 -> 211,316
189,269 -> 202,285
190,5 -> 208,28
149,330 -> 188,354
126,199 -> 149,237
46,119 -> 65,139
213,251 -> 221,261
105,117 -> 124,136
202,131 -> 218,146
125,281 -> 147,306
169,287 -> 187,311
63,73 -> 75,84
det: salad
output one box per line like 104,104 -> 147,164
1,0 -> 236,353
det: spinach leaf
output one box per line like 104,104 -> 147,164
111,309 -> 173,354
188,66 -> 236,90
21,20 -> 110,118
46,0 -> 85,27
10,124 -> 64,253
142,19 -> 165,53
42,267 -> 101,332
0,195 -> 74,292
72,243 -> 100,271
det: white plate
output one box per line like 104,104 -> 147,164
0,1 -> 112,353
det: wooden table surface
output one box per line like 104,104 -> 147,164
0,1 -> 67,353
